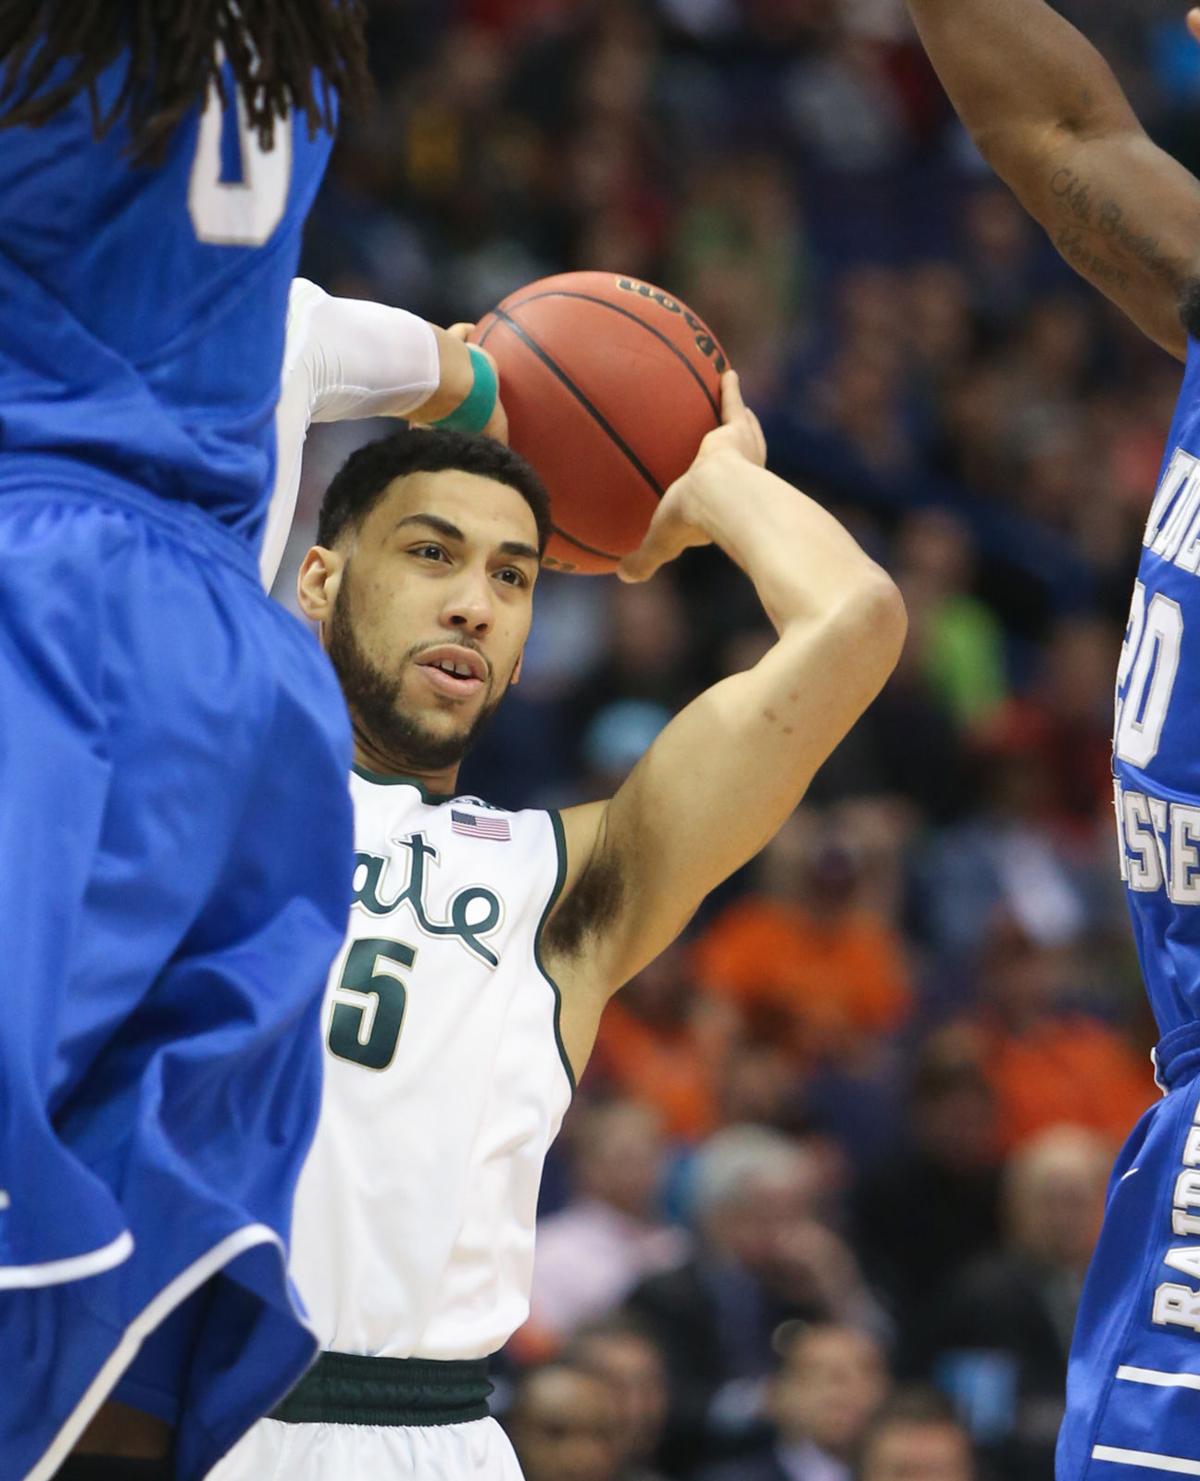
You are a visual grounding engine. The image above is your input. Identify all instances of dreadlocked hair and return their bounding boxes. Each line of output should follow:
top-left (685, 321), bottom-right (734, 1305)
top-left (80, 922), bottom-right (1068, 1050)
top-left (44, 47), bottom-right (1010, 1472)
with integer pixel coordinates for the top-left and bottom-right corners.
top-left (0, 0), bottom-right (371, 163)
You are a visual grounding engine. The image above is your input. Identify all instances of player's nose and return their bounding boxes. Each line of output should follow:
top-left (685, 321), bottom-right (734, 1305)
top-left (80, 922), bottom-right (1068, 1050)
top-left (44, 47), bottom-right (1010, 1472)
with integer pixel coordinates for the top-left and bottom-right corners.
top-left (440, 569), bottom-right (494, 635)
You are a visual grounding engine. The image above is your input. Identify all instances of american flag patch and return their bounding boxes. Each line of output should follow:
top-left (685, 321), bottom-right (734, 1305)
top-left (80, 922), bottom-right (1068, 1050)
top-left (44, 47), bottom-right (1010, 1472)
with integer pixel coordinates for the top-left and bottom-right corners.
top-left (451, 809), bottom-right (511, 842)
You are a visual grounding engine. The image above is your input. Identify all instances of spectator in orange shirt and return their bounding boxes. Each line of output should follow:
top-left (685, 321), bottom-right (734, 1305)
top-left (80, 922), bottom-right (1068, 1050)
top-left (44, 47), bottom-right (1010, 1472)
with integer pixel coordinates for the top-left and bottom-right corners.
top-left (976, 918), bottom-right (1153, 1151)
top-left (694, 809), bottom-right (913, 1062)
top-left (588, 939), bottom-right (735, 1142)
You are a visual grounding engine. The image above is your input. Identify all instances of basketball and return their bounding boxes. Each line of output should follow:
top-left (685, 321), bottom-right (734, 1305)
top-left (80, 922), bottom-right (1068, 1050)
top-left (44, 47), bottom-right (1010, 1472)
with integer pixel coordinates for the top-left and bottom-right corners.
top-left (470, 271), bottom-right (727, 574)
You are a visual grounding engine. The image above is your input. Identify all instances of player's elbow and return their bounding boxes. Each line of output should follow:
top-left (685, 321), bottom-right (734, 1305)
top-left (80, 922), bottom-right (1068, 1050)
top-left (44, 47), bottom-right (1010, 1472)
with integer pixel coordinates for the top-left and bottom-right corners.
top-left (838, 566), bottom-right (907, 686)
top-left (864, 567), bottom-right (907, 669)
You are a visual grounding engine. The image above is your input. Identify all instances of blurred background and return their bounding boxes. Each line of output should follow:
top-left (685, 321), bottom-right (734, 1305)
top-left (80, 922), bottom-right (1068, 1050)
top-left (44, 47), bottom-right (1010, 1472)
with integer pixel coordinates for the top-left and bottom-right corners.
top-left (280, 2), bottom-right (1200, 1477)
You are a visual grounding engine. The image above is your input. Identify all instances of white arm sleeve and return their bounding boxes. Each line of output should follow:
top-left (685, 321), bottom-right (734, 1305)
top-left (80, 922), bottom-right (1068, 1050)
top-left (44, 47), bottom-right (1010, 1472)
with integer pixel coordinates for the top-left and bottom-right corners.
top-left (260, 278), bottom-right (442, 589)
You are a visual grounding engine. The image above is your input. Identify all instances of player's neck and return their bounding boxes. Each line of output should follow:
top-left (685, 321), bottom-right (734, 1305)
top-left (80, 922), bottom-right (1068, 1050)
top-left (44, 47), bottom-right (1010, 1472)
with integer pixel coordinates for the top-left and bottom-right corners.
top-left (352, 731), bottom-right (460, 797)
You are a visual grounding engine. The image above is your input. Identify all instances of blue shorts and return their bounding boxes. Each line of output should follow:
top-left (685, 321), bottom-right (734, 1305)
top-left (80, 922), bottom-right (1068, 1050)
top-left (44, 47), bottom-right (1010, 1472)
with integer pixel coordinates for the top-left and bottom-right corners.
top-left (0, 469), bottom-right (353, 1481)
top-left (1060, 1024), bottom-right (1200, 1478)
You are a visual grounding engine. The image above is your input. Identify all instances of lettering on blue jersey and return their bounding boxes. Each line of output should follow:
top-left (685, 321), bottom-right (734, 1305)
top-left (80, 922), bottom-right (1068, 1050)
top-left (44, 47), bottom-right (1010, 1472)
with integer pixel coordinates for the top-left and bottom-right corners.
top-left (351, 832), bottom-right (504, 967)
top-left (1115, 784), bottom-right (1200, 904)
top-left (1114, 580), bottom-right (1184, 770)
top-left (1153, 1095), bottom-right (1200, 1333)
top-left (1143, 449), bottom-right (1200, 575)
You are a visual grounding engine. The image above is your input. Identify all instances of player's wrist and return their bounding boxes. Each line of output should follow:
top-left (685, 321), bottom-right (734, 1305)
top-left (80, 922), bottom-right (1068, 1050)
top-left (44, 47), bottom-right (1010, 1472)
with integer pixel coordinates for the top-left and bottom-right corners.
top-left (681, 447), bottom-right (750, 526)
top-left (432, 345), bottom-right (499, 435)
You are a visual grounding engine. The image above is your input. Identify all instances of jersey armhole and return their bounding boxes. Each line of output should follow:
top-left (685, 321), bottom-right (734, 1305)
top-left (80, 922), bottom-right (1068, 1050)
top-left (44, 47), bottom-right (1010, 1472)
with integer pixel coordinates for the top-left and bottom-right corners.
top-left (534, 810), bottom-right (575, 1097)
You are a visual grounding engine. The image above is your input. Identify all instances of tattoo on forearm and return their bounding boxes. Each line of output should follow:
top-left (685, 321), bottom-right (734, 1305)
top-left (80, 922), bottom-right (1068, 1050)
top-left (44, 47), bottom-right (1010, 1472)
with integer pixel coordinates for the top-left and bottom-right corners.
top-left (1056, 225), bottom-right (1130, 289)
top-left (1049, 166), bottom-right (1185, 295)
top-left (1098, 199), bottom-right (1185, 288)
top-left (1051, 167), bottom-right (1093, 223)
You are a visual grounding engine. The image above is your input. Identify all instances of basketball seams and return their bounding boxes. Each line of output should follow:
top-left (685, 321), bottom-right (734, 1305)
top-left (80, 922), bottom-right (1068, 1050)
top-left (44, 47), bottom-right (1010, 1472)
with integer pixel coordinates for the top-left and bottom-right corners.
top-left (491, 308), bottom-right (666, 500)
top-left (548, 523), bottom-right (621, 562)
top-left (478, 315), bottom-right (622, 565)
top-left (496, 290), bottom-right (721, 419)
top-left (473, 277), bottom-right (722, 573)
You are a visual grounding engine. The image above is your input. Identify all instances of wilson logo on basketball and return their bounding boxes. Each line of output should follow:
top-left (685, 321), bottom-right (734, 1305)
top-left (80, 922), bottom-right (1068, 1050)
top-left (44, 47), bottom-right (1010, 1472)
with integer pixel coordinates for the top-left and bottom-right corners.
top-left (615, 278), bottom-right (728, 375)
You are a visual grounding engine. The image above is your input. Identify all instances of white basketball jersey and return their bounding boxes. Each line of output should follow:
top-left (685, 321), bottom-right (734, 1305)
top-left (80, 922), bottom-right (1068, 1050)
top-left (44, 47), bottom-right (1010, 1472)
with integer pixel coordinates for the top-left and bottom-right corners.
top-left (290, 767), bottom-right (573, 1361)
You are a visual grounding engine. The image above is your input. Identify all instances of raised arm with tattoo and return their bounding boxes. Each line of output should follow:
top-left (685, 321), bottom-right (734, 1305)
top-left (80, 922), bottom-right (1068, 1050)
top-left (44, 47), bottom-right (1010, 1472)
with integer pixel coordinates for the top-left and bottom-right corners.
top-left (905, 0), bottom-right (1200, 358)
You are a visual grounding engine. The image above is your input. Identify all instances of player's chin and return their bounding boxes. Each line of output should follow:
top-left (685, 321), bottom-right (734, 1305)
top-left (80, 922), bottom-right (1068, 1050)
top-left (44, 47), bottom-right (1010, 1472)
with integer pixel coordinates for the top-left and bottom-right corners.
top-left (406, 688), bottom-right (491, 749)
top-left (421, 705), bottom-right (482, 743)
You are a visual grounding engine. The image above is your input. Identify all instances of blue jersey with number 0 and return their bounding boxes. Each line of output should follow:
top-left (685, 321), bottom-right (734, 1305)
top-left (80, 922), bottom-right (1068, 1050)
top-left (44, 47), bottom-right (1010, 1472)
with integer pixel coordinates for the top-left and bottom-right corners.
top-left (0, 52), bottom-right (348, 1481)
top-left (1115, 336), bottom-right (1200, 1038)
top-left (0, 53), bottom-right (333, 545)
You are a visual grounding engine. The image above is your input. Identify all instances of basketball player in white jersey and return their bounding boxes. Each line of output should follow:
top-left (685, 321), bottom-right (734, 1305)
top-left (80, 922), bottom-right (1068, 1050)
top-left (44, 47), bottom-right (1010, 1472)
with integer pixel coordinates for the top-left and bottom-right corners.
top-left (210, 280), bottom-right (907, 1479)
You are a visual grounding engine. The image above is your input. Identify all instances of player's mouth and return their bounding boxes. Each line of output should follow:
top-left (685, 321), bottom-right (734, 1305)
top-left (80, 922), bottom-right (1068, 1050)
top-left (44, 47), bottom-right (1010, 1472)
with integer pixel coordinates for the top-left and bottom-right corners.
top-left (414, 645), bottom-right (487, 700)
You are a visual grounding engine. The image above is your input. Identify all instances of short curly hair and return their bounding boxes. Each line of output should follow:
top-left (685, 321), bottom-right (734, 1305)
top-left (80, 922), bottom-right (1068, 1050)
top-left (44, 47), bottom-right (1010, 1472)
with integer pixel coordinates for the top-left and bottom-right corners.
top-left (317, 427), bottom-right (552, 558)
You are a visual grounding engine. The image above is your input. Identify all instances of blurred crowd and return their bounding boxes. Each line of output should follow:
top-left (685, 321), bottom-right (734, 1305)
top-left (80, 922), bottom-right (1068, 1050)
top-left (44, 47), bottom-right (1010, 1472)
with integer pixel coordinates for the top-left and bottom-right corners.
top-left (282, 1), bottom-right (1200, 1476)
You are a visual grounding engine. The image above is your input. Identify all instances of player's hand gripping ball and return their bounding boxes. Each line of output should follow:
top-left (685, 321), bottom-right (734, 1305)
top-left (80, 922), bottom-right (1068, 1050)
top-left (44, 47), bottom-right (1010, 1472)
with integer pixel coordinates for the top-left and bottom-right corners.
top-left (469, 271), bottom-right (728, 574)
top-left (618, 370), bottom-right (767, 585)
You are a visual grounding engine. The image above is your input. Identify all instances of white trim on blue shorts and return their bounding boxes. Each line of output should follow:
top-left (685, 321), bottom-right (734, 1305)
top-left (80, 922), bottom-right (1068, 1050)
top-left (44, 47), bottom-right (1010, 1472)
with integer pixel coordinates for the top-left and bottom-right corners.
top-left (1093, 1446), bottom-right (1200, 1474)
top-left (24, 1222), bottom-right (313, 1481)
top-left (0, 1228), bottom-right (134, 1289)
top-left (1116, 1365), bottom-right (1200, 1391)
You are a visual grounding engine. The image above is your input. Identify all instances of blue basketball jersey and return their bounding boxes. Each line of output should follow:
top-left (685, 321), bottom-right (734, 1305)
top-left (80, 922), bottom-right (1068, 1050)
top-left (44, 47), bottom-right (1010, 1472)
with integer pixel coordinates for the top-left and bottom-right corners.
top-left (1115, 336), bottom-right (1200, 1040)
top-left (0, 49), bottom-right (349, 1480)
top-left (1062, 334), bottom-right (1200, 1479)
top-left (0, 51), bottom-right (333, 547)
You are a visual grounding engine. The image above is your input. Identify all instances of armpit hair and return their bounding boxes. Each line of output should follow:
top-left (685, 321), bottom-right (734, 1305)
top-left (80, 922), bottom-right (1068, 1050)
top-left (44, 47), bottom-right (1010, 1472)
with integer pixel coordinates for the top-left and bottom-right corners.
top-left (543, 843), bottom-right (626, 962)
top-left (1181, 278), bottom-right (1200, 342)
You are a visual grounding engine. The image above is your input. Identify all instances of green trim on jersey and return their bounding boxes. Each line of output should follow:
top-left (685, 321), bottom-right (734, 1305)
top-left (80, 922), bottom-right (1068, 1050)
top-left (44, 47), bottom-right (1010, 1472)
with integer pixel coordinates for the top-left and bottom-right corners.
top-left (536, 809), bottom-right (576, 1095)
top-left (351, 764), bottom-right (454, 803)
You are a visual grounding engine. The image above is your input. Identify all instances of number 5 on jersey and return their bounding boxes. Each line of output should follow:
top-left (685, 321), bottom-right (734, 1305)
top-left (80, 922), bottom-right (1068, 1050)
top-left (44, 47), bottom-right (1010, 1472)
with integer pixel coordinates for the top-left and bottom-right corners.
top-left (328, 938), bottom-right (414, 1071)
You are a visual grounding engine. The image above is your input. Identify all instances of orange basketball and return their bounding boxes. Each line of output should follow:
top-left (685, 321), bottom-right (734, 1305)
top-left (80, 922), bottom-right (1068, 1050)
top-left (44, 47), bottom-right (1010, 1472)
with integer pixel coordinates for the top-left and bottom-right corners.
top-left (470, 271), bottom-right (726, 574)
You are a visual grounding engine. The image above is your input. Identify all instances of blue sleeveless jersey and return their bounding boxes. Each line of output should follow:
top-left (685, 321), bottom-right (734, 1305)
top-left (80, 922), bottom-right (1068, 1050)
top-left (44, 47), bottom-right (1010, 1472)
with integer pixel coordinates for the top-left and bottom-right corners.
top-left (1114, 336), bottom-right (1200, 1040)
top-left (1061, 340), bottom-right (1200, 1479)
top-left (0, 53), bottom-right (333, 546)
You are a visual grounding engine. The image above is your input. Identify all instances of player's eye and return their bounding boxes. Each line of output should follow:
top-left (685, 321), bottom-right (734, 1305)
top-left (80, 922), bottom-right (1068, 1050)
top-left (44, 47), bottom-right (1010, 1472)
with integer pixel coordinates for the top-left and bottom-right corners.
top-left (409, 543), bottom-right (447, 563)
top-left (495, 566), bottom-right (528, 588)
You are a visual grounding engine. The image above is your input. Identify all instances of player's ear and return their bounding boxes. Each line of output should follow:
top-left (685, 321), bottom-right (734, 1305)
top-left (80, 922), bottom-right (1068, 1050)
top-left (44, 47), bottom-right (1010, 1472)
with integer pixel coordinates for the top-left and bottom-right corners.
top-left (297, 546), bottom-right (344, 624)
top-left (511, 649), bottom-right (525, 687)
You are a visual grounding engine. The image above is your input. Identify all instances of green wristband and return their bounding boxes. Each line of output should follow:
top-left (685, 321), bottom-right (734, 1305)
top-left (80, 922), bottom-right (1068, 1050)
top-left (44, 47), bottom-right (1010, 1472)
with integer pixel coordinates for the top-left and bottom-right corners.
top-left (432, 345), bottom-right (499, 435)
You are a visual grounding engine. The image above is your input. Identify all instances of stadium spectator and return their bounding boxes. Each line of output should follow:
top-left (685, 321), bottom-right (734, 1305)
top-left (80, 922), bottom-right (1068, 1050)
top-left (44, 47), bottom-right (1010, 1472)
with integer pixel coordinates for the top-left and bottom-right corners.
top-left (588, 941), bottom-right (732, 1141)
top-left (528, 1101), bottom-right (690, 1348)
top-left (858, 1388), bottom-right (977, 1481)
top-left (913, 1125), bottom-right (1112, 1480)
top-left (567, 1316), bottom-right (674, 1481)
top-left (911, 731), bottom-right (1094, 961)
top-left (975, 921), bottom-right (1153, 1149)
top-left (853, 1025), bottom-right (1003, 1337)
top-left (892, 508), bottom-right (1008, 730)
top-left (694, 811), bottom-right (913, 1061)
top-left (626, 1127), bottom-right (883, 1474)
top-left (507, 1362), bottom-right (624, 1481)
top-left (696, 1322), bottom-right (891, 1481)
